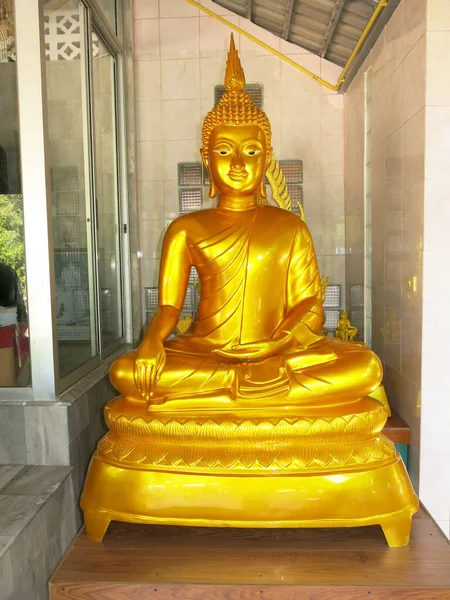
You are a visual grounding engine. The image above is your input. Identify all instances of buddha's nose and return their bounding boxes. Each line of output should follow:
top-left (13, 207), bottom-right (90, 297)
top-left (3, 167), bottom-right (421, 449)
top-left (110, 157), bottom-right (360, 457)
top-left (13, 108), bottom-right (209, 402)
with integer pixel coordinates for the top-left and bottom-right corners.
top-left (230, 151), bottom-right (246, 171)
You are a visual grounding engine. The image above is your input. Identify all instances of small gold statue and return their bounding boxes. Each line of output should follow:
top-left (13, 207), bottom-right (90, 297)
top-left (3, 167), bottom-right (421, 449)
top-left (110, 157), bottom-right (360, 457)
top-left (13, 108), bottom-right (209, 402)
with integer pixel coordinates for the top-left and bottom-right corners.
top-left (175, 314), bottom-right (194, 335)
top-left (335, 310), bottom-right (358, 342)
top-left (81, 35), bottom-right (417, 546)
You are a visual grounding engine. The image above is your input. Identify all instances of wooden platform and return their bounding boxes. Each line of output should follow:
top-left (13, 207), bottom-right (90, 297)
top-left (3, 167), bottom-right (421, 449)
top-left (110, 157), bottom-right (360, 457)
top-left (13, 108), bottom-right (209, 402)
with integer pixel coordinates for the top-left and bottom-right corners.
top-left (51, 508), bottom-right (450, 599)
top-left (384, 410), bottom-right (411, 444)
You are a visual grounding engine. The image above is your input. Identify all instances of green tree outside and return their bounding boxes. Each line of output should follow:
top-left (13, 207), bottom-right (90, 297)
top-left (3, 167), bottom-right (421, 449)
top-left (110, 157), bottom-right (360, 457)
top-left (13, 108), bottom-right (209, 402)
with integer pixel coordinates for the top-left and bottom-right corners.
top-left (0, 194), bottom-right (26, 301)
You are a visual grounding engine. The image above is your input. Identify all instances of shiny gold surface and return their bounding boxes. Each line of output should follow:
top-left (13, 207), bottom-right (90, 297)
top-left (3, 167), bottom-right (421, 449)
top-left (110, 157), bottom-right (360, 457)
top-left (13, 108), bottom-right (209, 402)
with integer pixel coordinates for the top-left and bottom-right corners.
top-left (81, 35), bottom-right (417, 546)
top-left (336, 310), bottom-right (358, 342)
top-left (98, 396), bottom-right (394, 473)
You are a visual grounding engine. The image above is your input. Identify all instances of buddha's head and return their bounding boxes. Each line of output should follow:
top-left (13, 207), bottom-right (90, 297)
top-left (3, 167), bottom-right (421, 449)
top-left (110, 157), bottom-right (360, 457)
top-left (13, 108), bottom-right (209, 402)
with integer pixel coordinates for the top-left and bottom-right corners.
top-left (201, 34), bottom-right (272, 199)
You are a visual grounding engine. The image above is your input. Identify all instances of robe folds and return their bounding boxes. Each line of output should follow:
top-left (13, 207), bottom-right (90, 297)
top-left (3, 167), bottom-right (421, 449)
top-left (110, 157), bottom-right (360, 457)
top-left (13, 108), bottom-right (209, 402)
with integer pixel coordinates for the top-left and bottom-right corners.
top-left (111, 206), bottom-right (382, 409)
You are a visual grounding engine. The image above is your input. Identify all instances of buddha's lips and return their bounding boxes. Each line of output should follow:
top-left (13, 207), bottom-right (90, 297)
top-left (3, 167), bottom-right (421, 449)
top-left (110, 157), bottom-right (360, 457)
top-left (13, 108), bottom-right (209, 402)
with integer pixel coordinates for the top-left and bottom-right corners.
top-left (228, 170), bottom-right (248, 182)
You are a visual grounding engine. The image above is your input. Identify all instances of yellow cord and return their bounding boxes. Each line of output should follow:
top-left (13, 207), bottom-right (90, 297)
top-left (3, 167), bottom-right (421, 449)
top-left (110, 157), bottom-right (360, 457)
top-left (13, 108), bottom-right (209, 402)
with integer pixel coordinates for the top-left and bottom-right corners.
top-left (184, 0), bottom-right (338, 91)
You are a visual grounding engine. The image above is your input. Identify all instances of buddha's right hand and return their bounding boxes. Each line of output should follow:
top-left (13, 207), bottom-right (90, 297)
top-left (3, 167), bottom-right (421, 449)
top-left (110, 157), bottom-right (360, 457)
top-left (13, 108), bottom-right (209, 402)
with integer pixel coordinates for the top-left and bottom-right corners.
top-left (133, 339), bottom-right (166, 400)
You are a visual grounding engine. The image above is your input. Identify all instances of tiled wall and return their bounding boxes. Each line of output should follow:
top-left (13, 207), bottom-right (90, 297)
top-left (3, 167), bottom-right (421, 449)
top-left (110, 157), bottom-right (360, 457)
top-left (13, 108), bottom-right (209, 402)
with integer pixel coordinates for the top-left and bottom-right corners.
top-left (344, 59), bottom-right (366, 339)
top-left (345, 0), bottom-right (450, 539)
top-left (133, 0), bottom-right (346, 320)
top-left (345, 0), bottom-right (426, 494)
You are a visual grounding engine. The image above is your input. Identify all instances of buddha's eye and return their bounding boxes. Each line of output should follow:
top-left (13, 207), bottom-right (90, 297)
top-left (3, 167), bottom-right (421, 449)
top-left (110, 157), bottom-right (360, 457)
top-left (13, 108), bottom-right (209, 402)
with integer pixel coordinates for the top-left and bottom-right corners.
top-left (244, 146), bottom-right (261, 156)
top-left (214, 145), bottom-right (232, 156)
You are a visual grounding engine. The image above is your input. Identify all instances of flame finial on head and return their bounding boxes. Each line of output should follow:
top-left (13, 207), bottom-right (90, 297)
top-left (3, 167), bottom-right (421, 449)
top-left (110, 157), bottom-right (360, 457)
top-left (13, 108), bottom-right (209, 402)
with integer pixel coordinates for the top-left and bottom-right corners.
top-left (224, 33), bottom-right (245, 92)
top-left (201, 34), bottom-right (272, 154)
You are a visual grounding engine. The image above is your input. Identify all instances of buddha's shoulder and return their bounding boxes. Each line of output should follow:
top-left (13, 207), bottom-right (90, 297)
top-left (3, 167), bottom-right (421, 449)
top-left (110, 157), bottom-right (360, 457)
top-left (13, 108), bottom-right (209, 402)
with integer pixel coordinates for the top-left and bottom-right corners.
top-left (165, 209), bottom-right (217, 236)
top-left (256, 205), bottom-right (304, 229)
top-left (167, 206), bottom-right (304, 235)
top-left (167, 209), bottom-right (215, 227)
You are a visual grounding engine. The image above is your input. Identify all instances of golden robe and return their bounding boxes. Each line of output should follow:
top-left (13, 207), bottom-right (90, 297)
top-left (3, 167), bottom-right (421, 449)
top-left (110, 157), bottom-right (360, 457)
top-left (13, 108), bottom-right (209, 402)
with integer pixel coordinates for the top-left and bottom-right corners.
top-left (112, 206), bottom-right (382, 411)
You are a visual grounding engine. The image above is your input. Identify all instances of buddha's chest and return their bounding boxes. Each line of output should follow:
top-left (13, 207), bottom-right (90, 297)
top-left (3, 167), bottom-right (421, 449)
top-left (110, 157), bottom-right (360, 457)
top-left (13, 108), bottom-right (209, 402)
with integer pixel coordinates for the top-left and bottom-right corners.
top-left (189, 210), bottom-right (295, 310)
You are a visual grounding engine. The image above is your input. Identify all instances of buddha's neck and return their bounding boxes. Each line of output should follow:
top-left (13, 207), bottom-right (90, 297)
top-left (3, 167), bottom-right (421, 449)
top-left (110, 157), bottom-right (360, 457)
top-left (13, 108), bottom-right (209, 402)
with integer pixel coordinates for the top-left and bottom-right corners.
top-left (217, 194), bottom-right (258, 212)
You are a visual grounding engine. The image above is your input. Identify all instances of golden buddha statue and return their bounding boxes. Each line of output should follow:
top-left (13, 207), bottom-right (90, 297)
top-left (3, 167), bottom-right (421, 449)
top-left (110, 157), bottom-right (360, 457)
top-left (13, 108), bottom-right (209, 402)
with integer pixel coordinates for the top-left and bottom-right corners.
top-left (335, 310), bottom-right (358, 342)
top-left (81, 35), bottom-right (417, 546)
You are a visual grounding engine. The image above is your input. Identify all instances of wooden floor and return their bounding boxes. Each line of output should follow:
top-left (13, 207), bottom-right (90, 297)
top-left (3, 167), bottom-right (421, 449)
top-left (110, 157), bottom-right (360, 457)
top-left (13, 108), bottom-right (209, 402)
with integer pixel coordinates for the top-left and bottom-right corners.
top-left (50, 507), bottom-right (450, 599)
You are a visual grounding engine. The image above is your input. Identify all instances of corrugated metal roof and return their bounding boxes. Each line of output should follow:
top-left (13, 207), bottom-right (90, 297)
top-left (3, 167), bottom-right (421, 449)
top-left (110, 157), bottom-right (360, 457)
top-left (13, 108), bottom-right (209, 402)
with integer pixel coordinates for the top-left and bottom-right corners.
top-left (211, 0), bottom-right (384, 68)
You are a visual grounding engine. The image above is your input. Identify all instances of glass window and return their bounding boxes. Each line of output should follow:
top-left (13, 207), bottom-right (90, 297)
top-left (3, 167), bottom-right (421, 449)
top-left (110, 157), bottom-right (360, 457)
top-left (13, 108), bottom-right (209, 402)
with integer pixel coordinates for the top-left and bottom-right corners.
top-left (96, 0), bottom-right (117, 34)
top-left (92, 34), bottom-right (123, 347)
top-left (0, 0), bottom-right (30, 387)
top-left (45, 0), bottom-right (99, 378)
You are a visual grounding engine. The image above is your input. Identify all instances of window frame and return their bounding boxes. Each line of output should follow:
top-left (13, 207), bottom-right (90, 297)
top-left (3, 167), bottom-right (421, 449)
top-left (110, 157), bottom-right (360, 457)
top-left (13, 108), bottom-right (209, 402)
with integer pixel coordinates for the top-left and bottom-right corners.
top-left (0, 0), bottom-right (132, 401)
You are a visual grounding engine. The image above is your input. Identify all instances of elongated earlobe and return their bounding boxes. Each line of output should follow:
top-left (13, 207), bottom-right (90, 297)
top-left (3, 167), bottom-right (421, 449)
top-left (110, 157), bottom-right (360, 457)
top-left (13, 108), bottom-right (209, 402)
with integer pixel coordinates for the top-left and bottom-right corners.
top-left (209, 177), bottom-right (217, 199)
top-left (259, 178), bottom-right (267, 199)
top-left (201, 148), bottom-right (216, 198)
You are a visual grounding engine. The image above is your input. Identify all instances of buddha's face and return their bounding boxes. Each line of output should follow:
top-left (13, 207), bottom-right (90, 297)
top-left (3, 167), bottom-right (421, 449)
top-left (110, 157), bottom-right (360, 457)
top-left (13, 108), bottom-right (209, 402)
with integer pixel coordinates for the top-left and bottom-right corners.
top-left (202, 125), bottom-right (270, 197)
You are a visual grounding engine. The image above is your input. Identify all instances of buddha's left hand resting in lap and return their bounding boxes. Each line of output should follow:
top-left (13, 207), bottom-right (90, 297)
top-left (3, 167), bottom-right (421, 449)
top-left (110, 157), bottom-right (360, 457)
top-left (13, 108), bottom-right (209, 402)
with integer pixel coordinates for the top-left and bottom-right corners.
top-left (111, 36), bottom-right (382, 413)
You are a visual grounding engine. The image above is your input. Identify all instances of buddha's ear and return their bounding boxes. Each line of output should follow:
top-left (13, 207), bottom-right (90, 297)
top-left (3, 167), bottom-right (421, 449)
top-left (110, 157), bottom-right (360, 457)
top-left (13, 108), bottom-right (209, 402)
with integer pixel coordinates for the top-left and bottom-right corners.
top-left (201, 147), bottom-right (217, 199)
top-left (200, 147), bottom-right (208, 171)
top-left (259, 179), bottom-right (267, 199)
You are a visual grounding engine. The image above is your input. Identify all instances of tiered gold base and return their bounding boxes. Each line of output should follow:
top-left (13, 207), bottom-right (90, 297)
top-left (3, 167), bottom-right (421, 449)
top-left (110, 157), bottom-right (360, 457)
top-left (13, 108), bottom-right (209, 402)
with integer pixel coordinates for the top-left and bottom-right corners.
top-left (81, 395), bottom-right (418, 547)
top-left (82, 455), bottom-right (418, 546)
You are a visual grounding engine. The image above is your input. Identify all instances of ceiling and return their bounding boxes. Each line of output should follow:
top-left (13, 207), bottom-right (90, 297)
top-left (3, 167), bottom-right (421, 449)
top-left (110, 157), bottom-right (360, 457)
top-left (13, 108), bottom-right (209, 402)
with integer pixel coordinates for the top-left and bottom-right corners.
top-left (211, 0), bottom-right (393, 74)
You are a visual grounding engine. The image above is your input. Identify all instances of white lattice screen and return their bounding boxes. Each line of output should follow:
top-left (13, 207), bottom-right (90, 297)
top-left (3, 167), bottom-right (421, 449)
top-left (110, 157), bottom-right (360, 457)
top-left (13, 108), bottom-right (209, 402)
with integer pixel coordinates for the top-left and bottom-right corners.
top-left (44, 8), bottom-right (99, 61)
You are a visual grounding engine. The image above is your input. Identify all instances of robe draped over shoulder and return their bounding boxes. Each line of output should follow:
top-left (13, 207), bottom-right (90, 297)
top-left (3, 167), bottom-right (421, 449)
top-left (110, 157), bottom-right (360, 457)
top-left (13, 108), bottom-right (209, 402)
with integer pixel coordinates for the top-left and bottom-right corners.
top-left (110, 205), bottom-right (382, 408)
top-left (160, 205), bottom-right (324, 354)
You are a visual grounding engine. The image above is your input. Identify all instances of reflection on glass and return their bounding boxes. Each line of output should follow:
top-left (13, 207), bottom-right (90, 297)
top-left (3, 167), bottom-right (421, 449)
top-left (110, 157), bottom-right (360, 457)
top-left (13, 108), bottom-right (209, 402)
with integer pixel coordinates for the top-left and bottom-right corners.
top-left (96, 0), bottom-right (117, 34)
top-left (45, 0), bottom-right (99, 378)
top-left (0, 0), bottom-right (31, 387)
top-left (92, 35), bottom-right (123, 346)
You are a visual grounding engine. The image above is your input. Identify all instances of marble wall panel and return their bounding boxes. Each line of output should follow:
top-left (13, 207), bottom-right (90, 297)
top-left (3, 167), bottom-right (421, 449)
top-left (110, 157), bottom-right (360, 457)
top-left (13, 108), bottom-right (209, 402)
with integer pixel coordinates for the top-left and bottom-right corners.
top-left (0, 495), bottom-right (46, 538)
top-left (134, 18), bottom-right (160, 61)
top-left (137, 101), bottom-right (163, 142)
top-left (1, 465), bottom-right (71, 498)
top-left (160, 0), bottom-right (199, 18)
top-left (0, 467), bottom-right (23, 491)
top-left (0, 407), bottom-right (26, 465)
top-left (0, 545), bottom-right (13, 599)
top-left (24, 406), bottom-right (70, 465)
top-left (134, 0), bottom-right (158, 19)
top-left (160, 17), bottom-right (199, 60)
top-left (404, 0), bottom-right (426, 54)
top-left (403, 35), bottom-right (426, 123)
